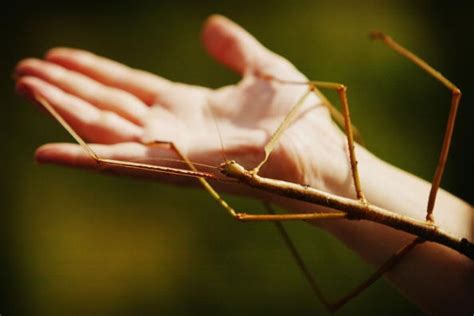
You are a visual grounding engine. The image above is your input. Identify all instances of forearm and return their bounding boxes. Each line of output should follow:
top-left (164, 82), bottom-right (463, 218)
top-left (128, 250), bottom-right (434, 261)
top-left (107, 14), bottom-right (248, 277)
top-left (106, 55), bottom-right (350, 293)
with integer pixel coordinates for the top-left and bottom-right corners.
top-left (315, 146), bottom-right (474, 314)
top-left (271, 141), bottom-right (474, 313)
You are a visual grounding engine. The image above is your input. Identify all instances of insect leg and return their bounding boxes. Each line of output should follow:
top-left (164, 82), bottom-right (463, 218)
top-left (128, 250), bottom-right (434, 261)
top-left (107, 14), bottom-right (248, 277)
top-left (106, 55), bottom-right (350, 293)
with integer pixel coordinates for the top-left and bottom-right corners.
top-left (264, 202), bottom-right (334, 313)
top-left (260, 74), bottom-right (365, 145)
top-left (252, 88), bottom-right (313, 175)
top-left (370, 31), bottom-right (461, 222)
top-left (330, 237), bottom-right (423, 311)
top-left (34, 94), bottom-right (219, 180)
top-left (312, 87), bottom-right (365, 146)
top-left (308, 81), bottom-right (366, 202)
top-left (166, 141), bottom-right (350, 222)
top-left (251, 76), bottom-right (367, 203)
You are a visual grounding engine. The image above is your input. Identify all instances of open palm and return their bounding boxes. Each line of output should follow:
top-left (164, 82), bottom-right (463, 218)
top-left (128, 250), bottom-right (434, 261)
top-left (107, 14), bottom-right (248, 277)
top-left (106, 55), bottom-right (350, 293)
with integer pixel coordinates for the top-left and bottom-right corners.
top-left (16, 15), bottom-right (348, 193)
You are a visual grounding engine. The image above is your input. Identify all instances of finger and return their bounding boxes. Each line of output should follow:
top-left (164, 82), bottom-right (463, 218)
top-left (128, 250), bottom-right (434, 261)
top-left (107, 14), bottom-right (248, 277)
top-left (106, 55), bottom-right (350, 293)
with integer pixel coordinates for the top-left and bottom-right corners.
top-left (36, 142), bottom-right (160, 167)
top-left (201, 15), bottom-right (302, 78)
top-left (45, 47), bottom-right (174, 105)
top-left (16, 58), bottom-right (148, 125)
top-left (35, 142), bottom-right (197, 184)
top-left (16, 76), bottom-right (143, 144)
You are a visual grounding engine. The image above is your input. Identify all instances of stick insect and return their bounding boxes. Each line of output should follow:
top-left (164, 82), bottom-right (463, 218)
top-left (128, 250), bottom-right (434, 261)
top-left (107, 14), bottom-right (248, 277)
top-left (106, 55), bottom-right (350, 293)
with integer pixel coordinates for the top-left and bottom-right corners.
top-left (24, 30), bottom-right (472, 314)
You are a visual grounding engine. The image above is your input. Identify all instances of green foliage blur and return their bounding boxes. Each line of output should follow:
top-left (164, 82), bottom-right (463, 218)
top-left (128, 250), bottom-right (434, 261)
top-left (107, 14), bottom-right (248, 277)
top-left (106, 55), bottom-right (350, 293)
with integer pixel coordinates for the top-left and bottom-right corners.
top-left (1, 1), bottom-right (472, 315)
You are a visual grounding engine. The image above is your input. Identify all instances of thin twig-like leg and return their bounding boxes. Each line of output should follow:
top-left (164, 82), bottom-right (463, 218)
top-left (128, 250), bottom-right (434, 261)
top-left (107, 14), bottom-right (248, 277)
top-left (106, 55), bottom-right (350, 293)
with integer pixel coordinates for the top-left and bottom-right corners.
top-left (311, 81), bottom-right (365, 202)
top-left (270, 206), bottom-right (423, 312)
top-left (253, 77), bottom-right (366, 202)
top-left (252, 88), bottom-right (313, 175)
top-left (263, 75), bottom-right (364, 145)
top-left (263, 205), bottom-right (423, 313)
top-left (145, 144), bottom-right (349, 222)
top-left (34, 95), bottom-right (220, 181)
top-left (264, 202), bottom-right (333, 313)
top-left (330, 237), bottom-right (423, 311)
top-left (312, 87), bottom-right (365, 146)
top-left (370, 31), bottom-right (462, 222)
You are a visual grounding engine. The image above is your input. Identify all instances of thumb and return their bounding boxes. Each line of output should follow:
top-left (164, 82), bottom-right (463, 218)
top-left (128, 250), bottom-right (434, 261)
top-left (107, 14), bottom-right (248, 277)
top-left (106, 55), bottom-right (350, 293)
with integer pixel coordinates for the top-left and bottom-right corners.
top-left (201, 15), bottom-right (301, 78)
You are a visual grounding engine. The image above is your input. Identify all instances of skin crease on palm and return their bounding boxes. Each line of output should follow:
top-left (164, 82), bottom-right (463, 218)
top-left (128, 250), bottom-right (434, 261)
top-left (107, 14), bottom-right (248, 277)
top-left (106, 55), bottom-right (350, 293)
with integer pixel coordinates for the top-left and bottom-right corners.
top-left (14, 14), bottom-right (473, 314)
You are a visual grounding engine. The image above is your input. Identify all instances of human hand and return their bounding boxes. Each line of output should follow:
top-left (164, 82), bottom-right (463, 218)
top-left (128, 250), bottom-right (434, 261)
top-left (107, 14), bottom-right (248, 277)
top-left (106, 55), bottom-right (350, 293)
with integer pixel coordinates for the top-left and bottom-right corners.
top-left (15, 15), bottom-right (349, 195)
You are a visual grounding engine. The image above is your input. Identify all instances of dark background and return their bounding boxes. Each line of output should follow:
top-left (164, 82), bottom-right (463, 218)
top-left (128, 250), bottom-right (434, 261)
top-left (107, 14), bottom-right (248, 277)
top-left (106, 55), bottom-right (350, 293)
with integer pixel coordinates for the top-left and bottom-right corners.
top-left (1, 1), bottom-right (472, 315)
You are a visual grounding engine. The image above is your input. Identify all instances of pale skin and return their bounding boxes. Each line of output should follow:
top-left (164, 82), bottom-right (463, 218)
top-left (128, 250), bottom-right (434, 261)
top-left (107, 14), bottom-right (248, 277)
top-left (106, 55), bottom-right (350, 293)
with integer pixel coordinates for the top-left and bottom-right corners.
top-left (15, 15), bottom-right (473, 314)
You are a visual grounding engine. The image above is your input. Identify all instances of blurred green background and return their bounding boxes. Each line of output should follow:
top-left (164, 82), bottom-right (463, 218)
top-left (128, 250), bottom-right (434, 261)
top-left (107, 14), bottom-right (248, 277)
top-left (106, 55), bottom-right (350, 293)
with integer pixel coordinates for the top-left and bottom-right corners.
top-left (1, 0), bottom-right (472, 315)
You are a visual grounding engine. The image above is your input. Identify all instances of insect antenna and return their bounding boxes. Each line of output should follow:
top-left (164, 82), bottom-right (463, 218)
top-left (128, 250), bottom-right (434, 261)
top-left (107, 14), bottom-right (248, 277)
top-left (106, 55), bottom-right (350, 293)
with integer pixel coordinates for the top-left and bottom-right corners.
top-left (206, 103), bottom-right (228, 163)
